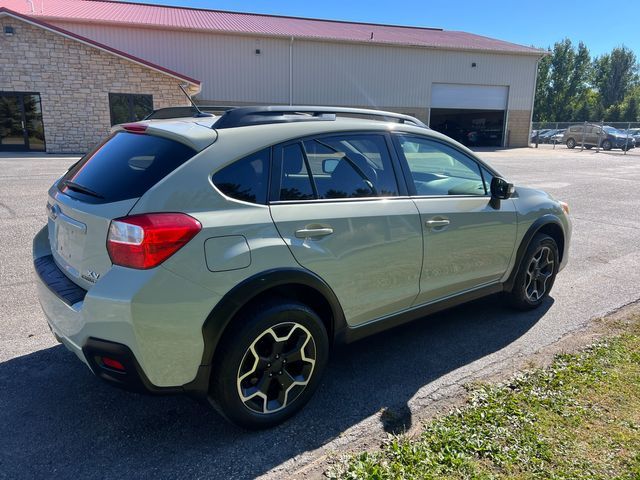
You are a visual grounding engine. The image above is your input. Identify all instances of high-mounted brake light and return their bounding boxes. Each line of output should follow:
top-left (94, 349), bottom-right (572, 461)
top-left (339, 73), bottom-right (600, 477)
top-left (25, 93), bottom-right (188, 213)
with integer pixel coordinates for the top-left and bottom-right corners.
top-left (121, 123), bottom-right (148, 134)
top-left (107, 213), bottom-right (202, 269)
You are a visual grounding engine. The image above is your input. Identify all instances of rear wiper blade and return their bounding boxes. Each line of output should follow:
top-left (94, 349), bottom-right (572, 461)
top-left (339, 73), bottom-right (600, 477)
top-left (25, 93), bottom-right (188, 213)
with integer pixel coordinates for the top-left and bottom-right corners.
top-left (62, 180), bottom-right (104, 199)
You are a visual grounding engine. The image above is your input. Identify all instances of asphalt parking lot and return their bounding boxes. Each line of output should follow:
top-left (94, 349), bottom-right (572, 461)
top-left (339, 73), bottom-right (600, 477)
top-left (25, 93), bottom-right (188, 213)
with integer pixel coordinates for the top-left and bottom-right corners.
top-left (1, 145), bottom-right (640, 479)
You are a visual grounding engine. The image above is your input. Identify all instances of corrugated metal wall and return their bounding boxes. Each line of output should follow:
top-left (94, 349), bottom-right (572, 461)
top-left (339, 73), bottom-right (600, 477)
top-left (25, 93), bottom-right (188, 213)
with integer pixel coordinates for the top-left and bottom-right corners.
top-left (50, 21), bottom-right (538, 112)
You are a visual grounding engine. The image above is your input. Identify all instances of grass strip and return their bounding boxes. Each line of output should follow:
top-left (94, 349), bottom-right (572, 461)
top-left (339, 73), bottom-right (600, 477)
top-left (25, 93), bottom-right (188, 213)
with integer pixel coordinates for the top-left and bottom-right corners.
top-left (329, 314), bottom-right (640, 479)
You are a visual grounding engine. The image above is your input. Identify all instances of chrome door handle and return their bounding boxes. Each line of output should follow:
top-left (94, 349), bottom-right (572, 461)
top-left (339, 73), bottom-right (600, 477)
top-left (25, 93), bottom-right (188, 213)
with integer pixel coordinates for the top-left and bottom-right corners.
top-left (295, 227), bottom-right (334, 239)
top-left (425, 219), bottom-right (450, 229)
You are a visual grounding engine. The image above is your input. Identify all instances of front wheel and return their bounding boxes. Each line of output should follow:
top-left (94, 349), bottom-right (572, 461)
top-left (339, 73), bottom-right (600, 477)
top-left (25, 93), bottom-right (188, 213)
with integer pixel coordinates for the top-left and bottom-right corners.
top-left (210, 299), bottom-right (329, 429)
top-left (507, 234), bottom-right (559, 310)
top-left (602, 139), bottom-right (612, 151)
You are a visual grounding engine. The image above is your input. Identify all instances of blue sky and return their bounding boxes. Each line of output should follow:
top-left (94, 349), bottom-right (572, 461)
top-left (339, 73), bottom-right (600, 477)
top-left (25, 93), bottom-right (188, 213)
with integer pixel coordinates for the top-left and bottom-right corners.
top-left (134, 0), bottom-right (637, 57)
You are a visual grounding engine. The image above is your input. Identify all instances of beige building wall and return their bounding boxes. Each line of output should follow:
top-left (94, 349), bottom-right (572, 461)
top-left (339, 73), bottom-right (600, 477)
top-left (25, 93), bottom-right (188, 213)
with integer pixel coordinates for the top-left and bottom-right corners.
top-left (506, 110), bottom-right (532, 147)
top-left (48, 21), bottom-right (540, 147)
top-left (0, 16), bottom-right (196, 153)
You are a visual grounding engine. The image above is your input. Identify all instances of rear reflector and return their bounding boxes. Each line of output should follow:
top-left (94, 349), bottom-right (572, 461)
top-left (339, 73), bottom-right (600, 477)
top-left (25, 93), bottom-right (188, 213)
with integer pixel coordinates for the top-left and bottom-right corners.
top-left (107, 213), bottom-right (201, 269)
top-left (101, 357), bottom-right (125, 371)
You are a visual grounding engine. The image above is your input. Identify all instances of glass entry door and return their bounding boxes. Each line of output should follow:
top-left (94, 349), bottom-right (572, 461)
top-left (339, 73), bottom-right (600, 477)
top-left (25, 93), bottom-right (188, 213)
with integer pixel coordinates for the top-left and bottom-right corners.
top-left (0, 92), bottom-right (45, 151)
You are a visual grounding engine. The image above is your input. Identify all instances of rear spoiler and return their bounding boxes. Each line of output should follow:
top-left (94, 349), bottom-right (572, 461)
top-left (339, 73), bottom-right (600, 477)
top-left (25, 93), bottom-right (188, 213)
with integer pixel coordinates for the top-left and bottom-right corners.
top-left (111, 121), bottom-right (218, 152)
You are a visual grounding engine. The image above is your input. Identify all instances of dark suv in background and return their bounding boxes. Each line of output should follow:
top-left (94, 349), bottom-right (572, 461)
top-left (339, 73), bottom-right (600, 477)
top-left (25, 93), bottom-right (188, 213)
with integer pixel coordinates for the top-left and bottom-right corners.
top-left (562, 124), bottom-right (635, 150)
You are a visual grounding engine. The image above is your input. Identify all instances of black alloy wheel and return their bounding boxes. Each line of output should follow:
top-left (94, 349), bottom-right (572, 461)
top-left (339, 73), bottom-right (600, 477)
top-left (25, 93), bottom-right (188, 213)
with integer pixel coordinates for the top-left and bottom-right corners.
top-left (507, 233), bottom-right (559, 310)
top-left (210, 299), bottom-right (328, 429)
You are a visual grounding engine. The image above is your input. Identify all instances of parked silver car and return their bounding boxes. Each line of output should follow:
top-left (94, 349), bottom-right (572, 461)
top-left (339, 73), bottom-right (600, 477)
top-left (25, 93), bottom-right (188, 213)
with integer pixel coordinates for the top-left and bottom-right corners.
top-left (34, 106), bottom-right (571, 428)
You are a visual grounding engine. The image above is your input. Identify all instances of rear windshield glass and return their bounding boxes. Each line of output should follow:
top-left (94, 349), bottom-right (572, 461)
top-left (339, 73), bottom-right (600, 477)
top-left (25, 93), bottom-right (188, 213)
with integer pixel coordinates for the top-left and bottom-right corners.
top-left (59, 132), bottom-right (196, 203)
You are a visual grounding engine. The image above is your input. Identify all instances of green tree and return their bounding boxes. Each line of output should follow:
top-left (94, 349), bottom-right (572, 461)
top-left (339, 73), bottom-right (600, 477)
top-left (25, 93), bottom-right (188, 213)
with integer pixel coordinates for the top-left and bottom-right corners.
top-left (533, 51), bottom-right (552, 122)
top-left (573, 89), bottom-right (602, 121)
top-left (606, 104), bottom-right (622, 122)
top-left (594, 46), bottom-right (638, 108)
top-left (533, 39), bottom-right (592, 122)
top-left (621, 88), bottom-right (640, 122)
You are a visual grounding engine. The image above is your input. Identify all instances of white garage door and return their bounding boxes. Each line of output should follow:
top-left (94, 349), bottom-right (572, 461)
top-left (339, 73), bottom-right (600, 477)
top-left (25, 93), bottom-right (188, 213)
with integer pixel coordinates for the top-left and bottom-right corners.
top-left (431, 84), bottom-right (509, 110)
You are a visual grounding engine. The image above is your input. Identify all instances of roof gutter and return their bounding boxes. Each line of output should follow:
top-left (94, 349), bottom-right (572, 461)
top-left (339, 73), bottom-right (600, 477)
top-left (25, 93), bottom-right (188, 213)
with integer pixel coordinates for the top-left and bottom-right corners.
top-left (528, 56), bottom-right (542, 143)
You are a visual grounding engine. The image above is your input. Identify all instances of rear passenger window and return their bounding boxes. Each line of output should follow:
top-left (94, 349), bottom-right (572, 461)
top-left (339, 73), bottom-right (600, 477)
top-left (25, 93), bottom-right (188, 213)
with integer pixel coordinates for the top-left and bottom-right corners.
top-left (302, 134), bottom-right (398, 199)
top-left (213, 149), bottom-right (270, 204)
top-left (278, 144), bottom-right (315, 201)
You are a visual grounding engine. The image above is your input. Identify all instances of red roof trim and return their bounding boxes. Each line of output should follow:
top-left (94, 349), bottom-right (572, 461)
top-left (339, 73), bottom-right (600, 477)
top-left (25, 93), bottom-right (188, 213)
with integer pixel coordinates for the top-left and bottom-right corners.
top-left (0, 0), bottom-right (544, 56)
top-left (0, 7), bottom-right (201, 86)
top-left (84, 0), bottom-right (446, 32)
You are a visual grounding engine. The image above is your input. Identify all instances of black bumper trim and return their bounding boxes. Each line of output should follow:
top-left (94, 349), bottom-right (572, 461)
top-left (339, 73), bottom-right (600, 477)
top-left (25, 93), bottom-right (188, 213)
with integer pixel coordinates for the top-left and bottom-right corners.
top-left (82, 338), bottom-right (183, 395)
top-left (34, 255), bottom-right (87, 306)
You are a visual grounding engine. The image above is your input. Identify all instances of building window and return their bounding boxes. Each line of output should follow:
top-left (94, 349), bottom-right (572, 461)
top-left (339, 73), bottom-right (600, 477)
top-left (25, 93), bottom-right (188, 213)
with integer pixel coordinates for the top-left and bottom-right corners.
top-left (108, 93), bottom-right (153, 126)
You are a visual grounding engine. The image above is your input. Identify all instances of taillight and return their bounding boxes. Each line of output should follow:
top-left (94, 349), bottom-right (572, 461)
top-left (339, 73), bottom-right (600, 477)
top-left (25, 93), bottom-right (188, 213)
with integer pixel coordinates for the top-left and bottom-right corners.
top-left (107, 213), bottom-right (201, 269)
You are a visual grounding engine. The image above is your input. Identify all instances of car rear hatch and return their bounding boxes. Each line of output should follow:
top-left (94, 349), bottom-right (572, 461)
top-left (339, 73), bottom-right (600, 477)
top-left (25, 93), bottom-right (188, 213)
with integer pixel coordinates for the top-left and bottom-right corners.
top-left (46, 121), bottom-right (216, 291)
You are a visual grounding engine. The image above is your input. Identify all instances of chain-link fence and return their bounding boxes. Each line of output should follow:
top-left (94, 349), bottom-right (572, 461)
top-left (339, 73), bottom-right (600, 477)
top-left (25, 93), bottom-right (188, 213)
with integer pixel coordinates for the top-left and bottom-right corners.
top-left (530, 121), bottom-right (640, 155)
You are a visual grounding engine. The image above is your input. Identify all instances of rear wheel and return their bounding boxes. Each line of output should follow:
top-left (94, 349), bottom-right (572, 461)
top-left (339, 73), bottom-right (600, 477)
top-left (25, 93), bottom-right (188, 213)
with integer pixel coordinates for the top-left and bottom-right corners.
top-left (566, 138), bottom-right (576, 149)
top-left (507, 234), bottom-right (559, 310)
top-left (210, 299), bottom-right (329, 429)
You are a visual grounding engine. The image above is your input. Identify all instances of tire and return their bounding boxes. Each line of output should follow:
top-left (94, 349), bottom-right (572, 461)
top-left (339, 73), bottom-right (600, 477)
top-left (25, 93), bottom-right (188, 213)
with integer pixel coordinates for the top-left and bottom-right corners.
top-left (566, 138), bottom-right (576, 149)
top-left (602, 140), bottom-right (612, 151)
top-left (507, 233), bottom-right (559, 310)
top-left (209, 298), bottom-right (329, 429)
top-left (585, 145), bottom-right (593, 149)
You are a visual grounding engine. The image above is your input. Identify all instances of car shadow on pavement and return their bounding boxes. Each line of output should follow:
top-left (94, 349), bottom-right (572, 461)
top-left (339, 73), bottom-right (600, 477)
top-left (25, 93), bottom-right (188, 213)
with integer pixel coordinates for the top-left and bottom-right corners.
top-left (0, 294), bottom-right (550, 479)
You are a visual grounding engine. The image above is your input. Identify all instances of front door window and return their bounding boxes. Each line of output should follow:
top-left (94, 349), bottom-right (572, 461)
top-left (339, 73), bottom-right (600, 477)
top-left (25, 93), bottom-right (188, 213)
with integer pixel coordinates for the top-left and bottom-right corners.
top-left (0, 92), bottom-right (45, 151)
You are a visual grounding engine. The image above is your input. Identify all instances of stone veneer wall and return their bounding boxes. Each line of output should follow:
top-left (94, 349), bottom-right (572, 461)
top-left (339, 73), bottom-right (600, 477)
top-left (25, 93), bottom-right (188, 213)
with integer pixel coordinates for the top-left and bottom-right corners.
top-left (506, 110), bottom-right (532, 147)
top-left (0, 16), bottom-right (197, 153)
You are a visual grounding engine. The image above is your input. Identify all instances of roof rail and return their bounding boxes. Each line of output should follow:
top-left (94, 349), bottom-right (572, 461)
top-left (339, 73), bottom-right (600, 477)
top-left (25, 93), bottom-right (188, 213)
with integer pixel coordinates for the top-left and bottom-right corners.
top-left (212, 106), bottom-right (428, 129)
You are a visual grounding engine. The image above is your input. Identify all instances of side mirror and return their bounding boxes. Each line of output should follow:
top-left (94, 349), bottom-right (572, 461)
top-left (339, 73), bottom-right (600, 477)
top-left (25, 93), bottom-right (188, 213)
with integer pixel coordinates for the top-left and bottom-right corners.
top-left (490, 176), bottom-right (514, 200)
top-left (322, 158), bottom-right (339, 174)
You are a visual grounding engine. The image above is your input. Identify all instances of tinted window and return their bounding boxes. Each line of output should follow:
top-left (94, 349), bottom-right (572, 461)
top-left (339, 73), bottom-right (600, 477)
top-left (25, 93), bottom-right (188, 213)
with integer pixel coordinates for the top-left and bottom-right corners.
top-left (109, 93), bottom-right (153, 126)
top-left (60, 132), bottom-right (196, 204)
top-left (213, 149), bottom-right (270, 204)
top-left (397, 136), bottom-right (487, 196)
top-left (301, 134), bottom-right (398, 199)
top-left (278, 144), bottom-right (315, 200)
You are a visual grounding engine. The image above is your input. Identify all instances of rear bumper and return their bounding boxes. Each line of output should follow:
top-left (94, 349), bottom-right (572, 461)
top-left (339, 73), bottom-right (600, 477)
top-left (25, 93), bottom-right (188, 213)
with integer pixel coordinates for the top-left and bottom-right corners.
top-left (32, 224), bottom-right (217, 395)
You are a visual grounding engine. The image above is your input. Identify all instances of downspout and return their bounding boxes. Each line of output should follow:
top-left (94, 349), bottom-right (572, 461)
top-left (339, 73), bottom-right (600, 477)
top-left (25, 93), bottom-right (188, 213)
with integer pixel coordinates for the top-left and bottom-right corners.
top-left (289, 37), bottom-right (294, 106)
top-left (527, 56), bottom-right (542, 147)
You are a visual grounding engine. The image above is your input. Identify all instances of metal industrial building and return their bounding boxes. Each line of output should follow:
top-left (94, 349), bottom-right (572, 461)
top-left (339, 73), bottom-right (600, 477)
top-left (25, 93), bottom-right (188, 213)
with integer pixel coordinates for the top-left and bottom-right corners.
top-left (1, 0), bottom-right (543, 153)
